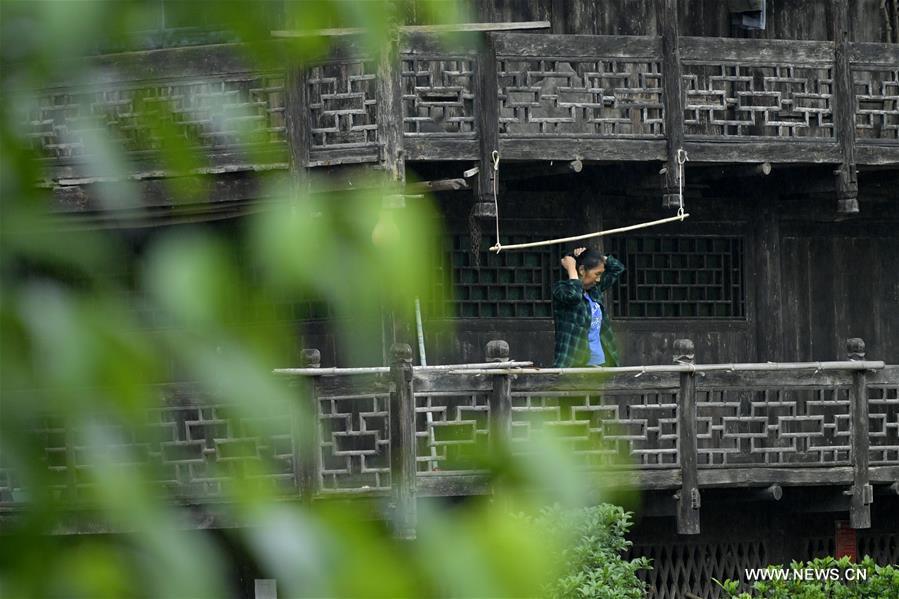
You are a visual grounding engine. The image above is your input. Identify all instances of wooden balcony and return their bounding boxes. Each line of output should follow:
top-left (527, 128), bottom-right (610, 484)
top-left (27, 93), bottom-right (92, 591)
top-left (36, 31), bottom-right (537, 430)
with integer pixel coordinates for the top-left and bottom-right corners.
top-left (3, 338), bottom-right (896, 536)
top-left (30, 32), bottom-right (899, 191)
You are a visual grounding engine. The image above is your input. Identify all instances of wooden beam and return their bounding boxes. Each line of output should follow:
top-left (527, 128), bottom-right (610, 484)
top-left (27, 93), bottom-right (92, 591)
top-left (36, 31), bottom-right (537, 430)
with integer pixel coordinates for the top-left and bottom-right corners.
top-left (655, 0), bottom-right (685, 209)
top-left (832, 0), bottom-right (859, 214)
top-left (694, 162), bottom-right (772, 181)
top-left (502, 160), bottom-right (584, 181)
top-left (475, 33), bottom-right (499, 204)
top-left (271, 21), bottom-right (551, 38)
top-left (376, 27), bottom-right (405, 184)
top-left (406, 178), bottom-right (470, 193)
top-left (285, 63), bottom-right (311, 194)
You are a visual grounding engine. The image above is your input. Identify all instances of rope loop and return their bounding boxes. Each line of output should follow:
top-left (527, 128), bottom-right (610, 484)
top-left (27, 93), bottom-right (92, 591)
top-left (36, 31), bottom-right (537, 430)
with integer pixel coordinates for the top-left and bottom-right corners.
top-left (491, 150), bottom-right (501, 253)
top-left (675, 148), bottom-right (689, 218)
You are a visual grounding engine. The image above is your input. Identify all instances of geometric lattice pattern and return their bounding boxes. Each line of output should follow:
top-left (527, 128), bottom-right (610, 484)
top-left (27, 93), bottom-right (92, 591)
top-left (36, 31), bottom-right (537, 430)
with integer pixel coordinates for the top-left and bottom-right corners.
top-left (433, 234), bottom-right (747, 320)
top-left (853, 67), bottom-right (899, 140)
top-left (696, 387), bottom-right (852, 466)
top-left (318, 393), bottom-right (391, 491)
top-left (28, 75), bottom-right (287, 160)
top-left (307, 60), bottom-right (378, 150)
top-left (0, 388), bottom-right (295, 502)
top-left (607, 236), bottom-right (745, 319)
top-left (868, 381), bottom-right (899, 465)
top-left (498, 59), bottom-right (664, 136)
top-left (683, 64), bottom-right (833, 138)
top-left (509, 390), bottom-right (680, 468)
top-left (414, 392), bottom-right (490, 472)
top-left (402, 57), bottom-right (476, 136)
top-left (630, 540), bottom-right (768, 599)
top-left (430, 232), bottom-right (565, 318)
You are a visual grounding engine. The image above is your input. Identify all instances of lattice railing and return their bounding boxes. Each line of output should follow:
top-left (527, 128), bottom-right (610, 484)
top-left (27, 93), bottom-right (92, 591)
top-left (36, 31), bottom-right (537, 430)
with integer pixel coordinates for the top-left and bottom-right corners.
top-left (29, 69), bottom-right (287, 173)
top-left (867, 366), bottom-right (899, 466)
top-left (28, 35), bottom-right (899, 174)
top-left (494, 34), bottom-right (664, 139)
top-left (1, 340), bottom-right (895, 539)
top-left (696, 387), bottom-right (852, 467)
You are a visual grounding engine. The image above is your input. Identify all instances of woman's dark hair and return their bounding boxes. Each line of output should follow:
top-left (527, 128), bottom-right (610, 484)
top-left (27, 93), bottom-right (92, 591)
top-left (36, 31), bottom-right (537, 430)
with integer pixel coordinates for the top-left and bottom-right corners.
top-left (574, 248), bottom-right (606, 270)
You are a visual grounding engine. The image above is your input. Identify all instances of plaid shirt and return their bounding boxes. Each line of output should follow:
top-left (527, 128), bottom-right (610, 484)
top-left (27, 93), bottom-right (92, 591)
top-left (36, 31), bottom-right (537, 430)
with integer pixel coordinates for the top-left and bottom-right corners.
top-left (552, 255), bottom-right (625, 368)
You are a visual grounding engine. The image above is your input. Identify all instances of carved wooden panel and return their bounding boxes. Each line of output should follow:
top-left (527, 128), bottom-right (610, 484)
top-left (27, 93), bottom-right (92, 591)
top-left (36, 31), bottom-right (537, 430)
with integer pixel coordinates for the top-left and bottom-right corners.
top-left (695, 387), bottom-right (851, 466)
top-left (317, 392), bottom-right (391, 491)
top-left (509, 390), bottom-right (679, 468)
top-left (28, 75), bottom-right (287, 161)
top-left (682, 64), bottom-right (834, 138)
top-left (497, 58), bottom-right (664, 137)
top-left (414, 391), bottom-right (489, 472)
top-left (307, 60), bottom-right (378, 150)
top-left (401, 57), bottom-right (476, 136)
top-left (853, 67), bottom-right (899, 140)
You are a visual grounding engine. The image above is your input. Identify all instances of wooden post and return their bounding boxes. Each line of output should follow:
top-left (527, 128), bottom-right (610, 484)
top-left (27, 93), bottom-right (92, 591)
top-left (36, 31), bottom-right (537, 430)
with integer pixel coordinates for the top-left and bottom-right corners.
top-left (655, 0), bottom-right (686, 209)
top-left (846, 338), bottom-right (872, 529)
top-left (294, 349), bottom-right (321, 504)
top-left (285, 65), bottom-right (311, 194)
top-left (376, 17), bottom-right (405, 184)
top-left (389, 343), bottom-right (417, 539)
top-left (376, 15), bottom-right (409, 363)
top-left (754, 191), bottom-right (785, 362)
top-left (832, 0), bottom-right (859, 215)
top-left (486, 340), bottom-right (513, 456)
top-left (474, 32), bottom-right (499, 216)
top-left (674, 338), bottom-right (700, 534)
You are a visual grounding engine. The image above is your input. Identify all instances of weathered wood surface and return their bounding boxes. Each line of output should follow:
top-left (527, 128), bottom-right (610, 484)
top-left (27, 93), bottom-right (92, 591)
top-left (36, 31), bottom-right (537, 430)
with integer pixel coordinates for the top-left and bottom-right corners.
top-left (697, 369), bottom-right (855, 388)
top-left (675, 339), bottom-right (700, 535)
top-left (682, 141), bottom-right (842, 163)
top-left (389, 344), bottom-right (417, 539)
top-left (31, 33), bottom-right (899, 186)
top-left (832, 0), bottom-right (860, 213)
top-left (679, 37), bottom-right (834, 64)
top-left (475, 33), bottom-right (499, 204)
top-left (493, 33), bottom-right (661, 58)
top-left (655, 0), bottom-right (684, 207)
top-left (856, 145), bottom-right (899, 165)
top-left (402, 138), bottom-right (478, 161)
top-left (499, 139), bottom-right (667, 160)
top-left (849, 42), bottom-right (899, 65)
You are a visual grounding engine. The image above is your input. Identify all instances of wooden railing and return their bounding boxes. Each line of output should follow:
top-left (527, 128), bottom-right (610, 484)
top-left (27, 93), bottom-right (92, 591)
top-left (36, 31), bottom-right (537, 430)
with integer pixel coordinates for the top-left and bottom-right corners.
top-left (1, 338), bottom-right (896, 537)
top-left (31, 32), bottom-right (899, 190)
top-left (275, 337), bottom-right (895, 536)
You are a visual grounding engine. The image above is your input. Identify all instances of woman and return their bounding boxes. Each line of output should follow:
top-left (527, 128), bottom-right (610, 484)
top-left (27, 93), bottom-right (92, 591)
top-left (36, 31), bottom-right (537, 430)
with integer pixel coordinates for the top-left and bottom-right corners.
top-left (552, 246), bottom-right (625, 367)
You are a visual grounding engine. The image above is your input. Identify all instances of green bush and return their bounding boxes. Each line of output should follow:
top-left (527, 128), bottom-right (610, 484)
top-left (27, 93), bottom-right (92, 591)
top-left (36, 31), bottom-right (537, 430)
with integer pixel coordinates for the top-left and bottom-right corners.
top-left (521, 504), bottom-right (652, 599)
top-left (717, 556), bottom-right (899, 599)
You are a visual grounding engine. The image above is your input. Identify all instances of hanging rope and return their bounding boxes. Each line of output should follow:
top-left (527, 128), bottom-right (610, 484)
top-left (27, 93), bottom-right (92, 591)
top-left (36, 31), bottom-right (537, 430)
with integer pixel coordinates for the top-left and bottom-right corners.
top-left (488, 149), bottom-right (690, 253)
top-left (491, 150), bottom-right (501, 251)
top-left (676, 148), bottom-right (688, 218)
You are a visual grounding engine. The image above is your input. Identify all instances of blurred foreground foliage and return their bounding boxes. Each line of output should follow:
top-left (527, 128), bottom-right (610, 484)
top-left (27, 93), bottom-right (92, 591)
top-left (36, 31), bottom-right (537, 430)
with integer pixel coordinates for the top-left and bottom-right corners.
top-left (520, 504), bottom-right (651, 599)
top-left (0, 1), bottom-right (635, 597)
